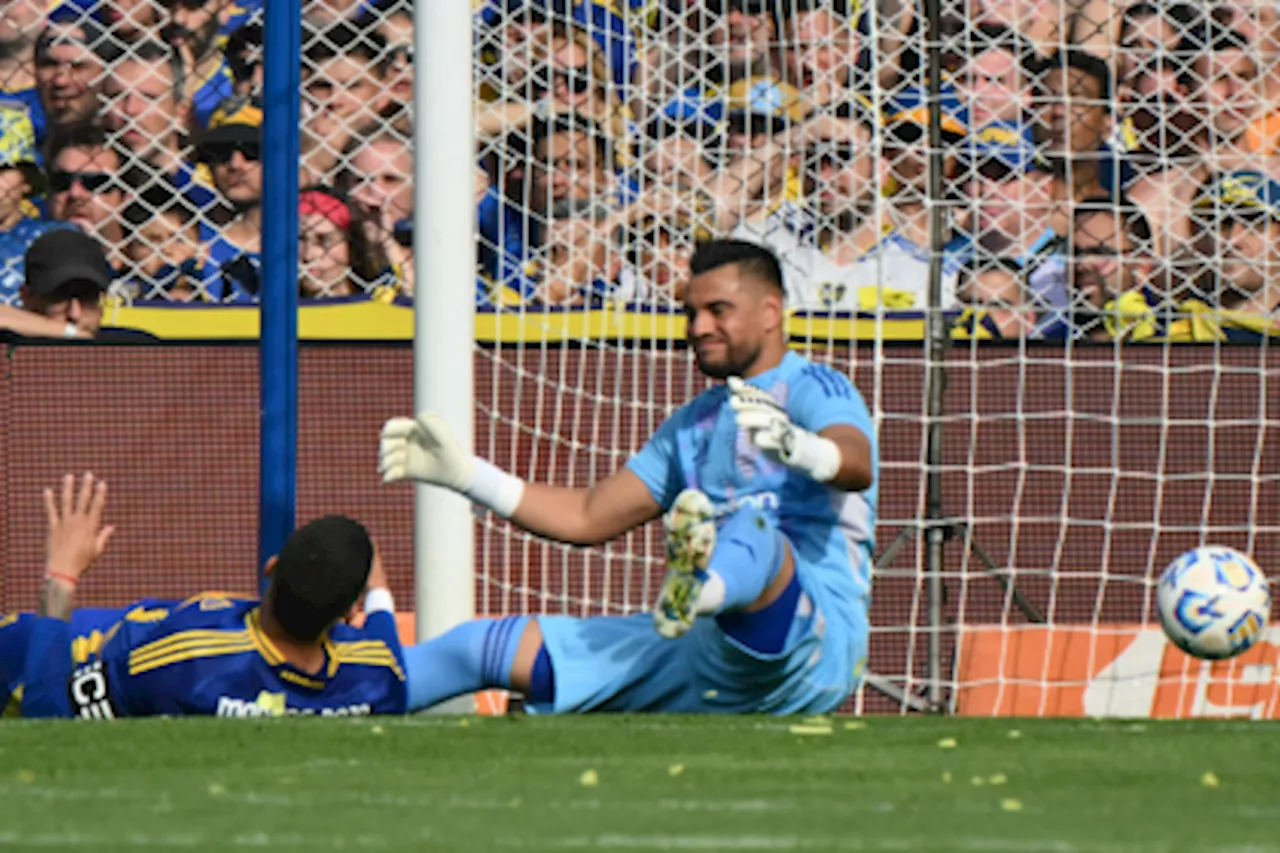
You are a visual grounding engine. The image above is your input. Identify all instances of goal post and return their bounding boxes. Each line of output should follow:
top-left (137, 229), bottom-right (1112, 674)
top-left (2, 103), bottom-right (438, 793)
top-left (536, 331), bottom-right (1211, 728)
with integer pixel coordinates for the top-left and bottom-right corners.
top-left (414, 0), bottom-right (478, 653)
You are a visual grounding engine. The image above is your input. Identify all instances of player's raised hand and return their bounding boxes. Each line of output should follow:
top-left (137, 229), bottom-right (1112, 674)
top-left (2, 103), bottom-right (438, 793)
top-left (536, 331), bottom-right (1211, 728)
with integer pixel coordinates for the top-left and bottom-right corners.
top-left (378, 413), bottom-right (474, 490)
top-left (727, 377), bottom-right (797, 462)
top-left (44, 472), bottom-right (116, 583)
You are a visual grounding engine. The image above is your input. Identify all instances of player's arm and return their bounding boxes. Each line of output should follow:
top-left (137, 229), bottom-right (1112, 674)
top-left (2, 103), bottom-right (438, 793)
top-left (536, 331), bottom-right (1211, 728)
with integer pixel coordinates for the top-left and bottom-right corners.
top-left (729, 374), bottom-right (875, 493)
top-left (378, 414), bottom-right (662, 546)
top-left (22, 473), bottom-right (118, 718)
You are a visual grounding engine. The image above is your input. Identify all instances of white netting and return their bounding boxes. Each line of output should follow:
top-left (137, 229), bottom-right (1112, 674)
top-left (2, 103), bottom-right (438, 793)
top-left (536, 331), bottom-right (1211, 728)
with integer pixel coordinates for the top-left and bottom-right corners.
top-left (0, 0), bottom-right (1274, 714)
top-left (466, 0), bottom-right (1279, 716)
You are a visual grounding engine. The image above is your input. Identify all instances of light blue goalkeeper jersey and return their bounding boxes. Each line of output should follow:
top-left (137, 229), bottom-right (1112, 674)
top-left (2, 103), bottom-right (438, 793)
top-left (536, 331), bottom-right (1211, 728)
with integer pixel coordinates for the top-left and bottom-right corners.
top-left (626, 351), bottom-right (878, 613)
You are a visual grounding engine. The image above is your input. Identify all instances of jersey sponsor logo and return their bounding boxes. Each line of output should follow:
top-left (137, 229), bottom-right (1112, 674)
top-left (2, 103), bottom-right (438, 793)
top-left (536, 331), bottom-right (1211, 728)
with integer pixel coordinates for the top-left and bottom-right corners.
top-left (713, 491), bottom-right (780, 516)
top-left (69, 661), bottom-right (116, 720)
top-left (215, 691), bottom-right (372, 718)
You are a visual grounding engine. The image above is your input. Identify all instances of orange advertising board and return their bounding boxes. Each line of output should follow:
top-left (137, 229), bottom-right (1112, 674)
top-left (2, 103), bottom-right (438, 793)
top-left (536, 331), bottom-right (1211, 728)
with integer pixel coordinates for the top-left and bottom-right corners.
top-left (956, 625), bottom-right (1280, 718)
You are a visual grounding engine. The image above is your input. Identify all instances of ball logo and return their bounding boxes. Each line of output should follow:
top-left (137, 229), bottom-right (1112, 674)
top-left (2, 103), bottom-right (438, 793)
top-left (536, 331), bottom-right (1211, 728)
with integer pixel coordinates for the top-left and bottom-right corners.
top-left (1174, 590), bottom-right (1225, 635)
top-left (1212, 552), bottom-right (1256, 591)
top-left (1227, 611), bottom-right (1266, 652)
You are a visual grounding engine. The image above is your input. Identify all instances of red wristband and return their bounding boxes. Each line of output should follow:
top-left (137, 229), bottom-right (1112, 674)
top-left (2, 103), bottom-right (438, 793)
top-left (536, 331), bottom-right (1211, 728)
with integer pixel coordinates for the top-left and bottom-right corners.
top-left (46, 571), bottom-right (79, 587)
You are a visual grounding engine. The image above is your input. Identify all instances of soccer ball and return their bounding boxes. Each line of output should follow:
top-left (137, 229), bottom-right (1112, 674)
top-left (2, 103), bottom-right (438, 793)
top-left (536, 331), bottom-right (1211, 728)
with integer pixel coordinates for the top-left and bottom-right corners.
top-left (1156, 546), bottom-right (1271, 660)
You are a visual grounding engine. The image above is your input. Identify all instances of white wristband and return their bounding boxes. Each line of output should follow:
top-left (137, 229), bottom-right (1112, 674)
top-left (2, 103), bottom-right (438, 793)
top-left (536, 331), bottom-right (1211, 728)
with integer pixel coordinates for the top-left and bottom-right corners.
top-left (783, 429), bottom-right (842, 483)
top-left (364, 587), bottom-right (395, 615)
top-left (463, 457), bottom-right (526, 518)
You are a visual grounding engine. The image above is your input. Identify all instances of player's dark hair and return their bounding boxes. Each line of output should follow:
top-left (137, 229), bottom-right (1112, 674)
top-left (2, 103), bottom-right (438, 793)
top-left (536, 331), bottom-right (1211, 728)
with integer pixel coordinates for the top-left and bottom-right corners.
top-left (267, 515), bottom-right (374, 643)
top-left (689, 239), bottom-right (785, 295)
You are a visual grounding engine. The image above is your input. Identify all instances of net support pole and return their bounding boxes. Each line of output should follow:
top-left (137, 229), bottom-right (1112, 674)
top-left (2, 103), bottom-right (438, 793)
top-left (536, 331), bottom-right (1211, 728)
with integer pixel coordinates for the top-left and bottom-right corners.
top-left (414, 1), bottom-right (477, 656)
top-left (258, 0), bottom-right (301, 591)
top-left (922, 0), bottom-right (948, 709)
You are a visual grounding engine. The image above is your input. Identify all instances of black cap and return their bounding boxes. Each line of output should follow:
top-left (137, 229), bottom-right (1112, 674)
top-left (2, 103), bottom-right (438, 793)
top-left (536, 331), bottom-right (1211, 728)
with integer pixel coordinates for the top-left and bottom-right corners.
top-left (24, 229), bottom-right (112, 298)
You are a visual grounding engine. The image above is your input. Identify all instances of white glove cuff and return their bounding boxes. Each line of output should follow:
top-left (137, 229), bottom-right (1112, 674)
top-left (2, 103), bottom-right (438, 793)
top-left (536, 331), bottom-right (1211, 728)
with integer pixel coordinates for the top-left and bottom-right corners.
top-left (364, 587), bottom-right (395, 615)
top-left (464, 458), bottom-right (526, 518)
top-left (783, 430), bottom-right (842, 483)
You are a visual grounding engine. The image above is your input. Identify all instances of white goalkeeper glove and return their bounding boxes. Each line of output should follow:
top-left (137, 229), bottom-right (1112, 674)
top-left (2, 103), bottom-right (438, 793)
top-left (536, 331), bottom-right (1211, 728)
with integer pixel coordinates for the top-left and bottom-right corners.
top-left (378, 413), bottom-right (525, 517)
top-left (727, 377), bottom-right (842, 484)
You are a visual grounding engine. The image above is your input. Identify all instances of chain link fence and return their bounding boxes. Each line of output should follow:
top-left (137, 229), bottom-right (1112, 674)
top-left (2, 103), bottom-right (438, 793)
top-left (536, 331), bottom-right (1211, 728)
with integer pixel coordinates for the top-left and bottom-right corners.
top-left (0, 1), bottom-right (1269, 332)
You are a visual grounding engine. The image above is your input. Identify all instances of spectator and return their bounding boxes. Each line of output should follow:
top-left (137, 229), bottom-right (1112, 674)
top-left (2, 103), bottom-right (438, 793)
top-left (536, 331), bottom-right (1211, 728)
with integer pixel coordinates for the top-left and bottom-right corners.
top-left (613, 211), bottom-right (712, 305)
top-left (775, 0), bottom-right (914, 108)
top-left (300, 18), bottom-right (391, 183)
top-left (507, 115), bottom-right (617, 303)
top-left (102, 39), bottom-right (217, 213)
top-left (775, 0), bottom-right (862, 108)
top-left (950, 25), bottom-right (1040, 134)
top-left (1185, 23), bottom-right (1265, 171)
top-left (1186, 171), bottom-right (1280, 317)
top-left (223, 11), bottom-right (263, 99)
top-left (827, 104), bottom-right (968, 310)
top-left (0, 103), bottom-right (68, 303)
top-left (120, 189), bottom-right (206, 302)
top-left (0, 0), bottom-right (50, 141)
top-left (642, 0), bottom-right (779, 133)
top-left (100, 0), bottom-right (165, 43)
top-left (959, 121), bottom-right (1069, 333)
top-left (1066, 198), bottom-right (1157, 341)
top-left (1117, 2), bottom-right (1201, 87)
top-left (731, 103), bottom-right (880, 306)
top-left (336, 117), bottom-right (413, 295)
top-left (298, 186), bottom-right (393, 298)
top-left (367, 0), bottom-right (412, 104)
top-left (14, 227), bottom-right (111, 337)
top-left (47, 125), bottom-right (130, 269)
top-left (702, 76), bottom-right (810, 233)
top-left (196, 95), bottom-right (262, 302)
top-left (952, 253), bottom-right (1035, 339)
top-left (161, 0), bottom-right (236, 129)
top-left (34, 19), bottom-right (111, 144)
top-left (1116, 21), bottom-right (1209, 274)
top-left (1036, 49), bottom-right (1115, 204)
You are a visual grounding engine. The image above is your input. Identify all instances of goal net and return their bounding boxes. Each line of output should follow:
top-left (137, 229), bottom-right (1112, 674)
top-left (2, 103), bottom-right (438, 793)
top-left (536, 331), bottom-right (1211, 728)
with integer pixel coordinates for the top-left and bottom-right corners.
top-left (469, 0), bottom-right (1280, 718)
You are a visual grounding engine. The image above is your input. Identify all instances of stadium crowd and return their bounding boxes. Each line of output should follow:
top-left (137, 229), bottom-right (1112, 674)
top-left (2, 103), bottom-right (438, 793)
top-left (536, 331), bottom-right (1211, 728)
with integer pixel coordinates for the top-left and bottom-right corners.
top-left (0, 0), bottom-right (1276, 341)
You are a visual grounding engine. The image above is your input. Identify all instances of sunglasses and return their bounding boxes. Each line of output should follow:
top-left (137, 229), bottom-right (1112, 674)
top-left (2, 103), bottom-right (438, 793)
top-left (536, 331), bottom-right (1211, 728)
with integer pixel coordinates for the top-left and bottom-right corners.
top-left (202, 141), bottom-right (262, 165)
top-left (50, 171), bottom-right (115, 193)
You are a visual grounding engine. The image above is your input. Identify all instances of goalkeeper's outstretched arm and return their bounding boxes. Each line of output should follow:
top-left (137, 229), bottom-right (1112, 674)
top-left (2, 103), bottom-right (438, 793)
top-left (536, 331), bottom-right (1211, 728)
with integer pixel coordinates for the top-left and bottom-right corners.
top-left (379, 414), bottom-right (662, 546)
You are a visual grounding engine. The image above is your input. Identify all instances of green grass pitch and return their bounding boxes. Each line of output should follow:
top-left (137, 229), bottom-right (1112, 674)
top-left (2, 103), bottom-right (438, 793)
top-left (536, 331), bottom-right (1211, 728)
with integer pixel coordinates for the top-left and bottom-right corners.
top-left (0, 716), bottom-right (1277, 852)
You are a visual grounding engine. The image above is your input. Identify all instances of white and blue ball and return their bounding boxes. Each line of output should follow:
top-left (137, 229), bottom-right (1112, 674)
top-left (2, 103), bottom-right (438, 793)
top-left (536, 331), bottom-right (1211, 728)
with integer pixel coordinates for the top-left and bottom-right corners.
top-left (1156, 546), bottom-right (1271, 660)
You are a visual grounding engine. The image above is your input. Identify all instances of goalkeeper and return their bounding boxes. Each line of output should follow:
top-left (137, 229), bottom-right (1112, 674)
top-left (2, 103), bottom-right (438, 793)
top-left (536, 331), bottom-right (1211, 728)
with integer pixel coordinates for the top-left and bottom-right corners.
top-left (380, 239), bottom-right (878, 714)
top-left (2, 474), bottom-right (408, 719)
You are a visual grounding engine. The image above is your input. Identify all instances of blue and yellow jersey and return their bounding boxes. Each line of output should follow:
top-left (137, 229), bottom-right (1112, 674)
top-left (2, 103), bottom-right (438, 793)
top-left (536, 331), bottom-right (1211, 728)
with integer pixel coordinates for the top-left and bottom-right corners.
top-left (1, 599), bottom-right (176, 717)
top-left (6, 594), bottom-right (407, 719)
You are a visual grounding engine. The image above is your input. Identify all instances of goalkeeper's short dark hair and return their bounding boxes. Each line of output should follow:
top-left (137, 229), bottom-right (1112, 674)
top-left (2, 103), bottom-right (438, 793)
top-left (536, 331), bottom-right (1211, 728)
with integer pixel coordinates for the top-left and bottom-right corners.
top-left (267, 515), bottom-right (374, 643)
top-left (689, 239), bottom-right (785, 296)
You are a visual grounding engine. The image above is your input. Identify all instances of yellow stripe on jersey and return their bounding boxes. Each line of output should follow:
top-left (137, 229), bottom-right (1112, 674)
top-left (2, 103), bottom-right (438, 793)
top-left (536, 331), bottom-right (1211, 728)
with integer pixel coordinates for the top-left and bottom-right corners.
top-left (332, 644), bottom-right (405, 682)
top-left (129, 640), bottom-right (256, 676)
top-left (244, 609), bottom-right (285, 665)
top-left (278, 670), bottom-right (326, 691)
top-left (0, 613), bottom-right (17, 630)
top-left (129, 630), bottom-right (253, 671)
